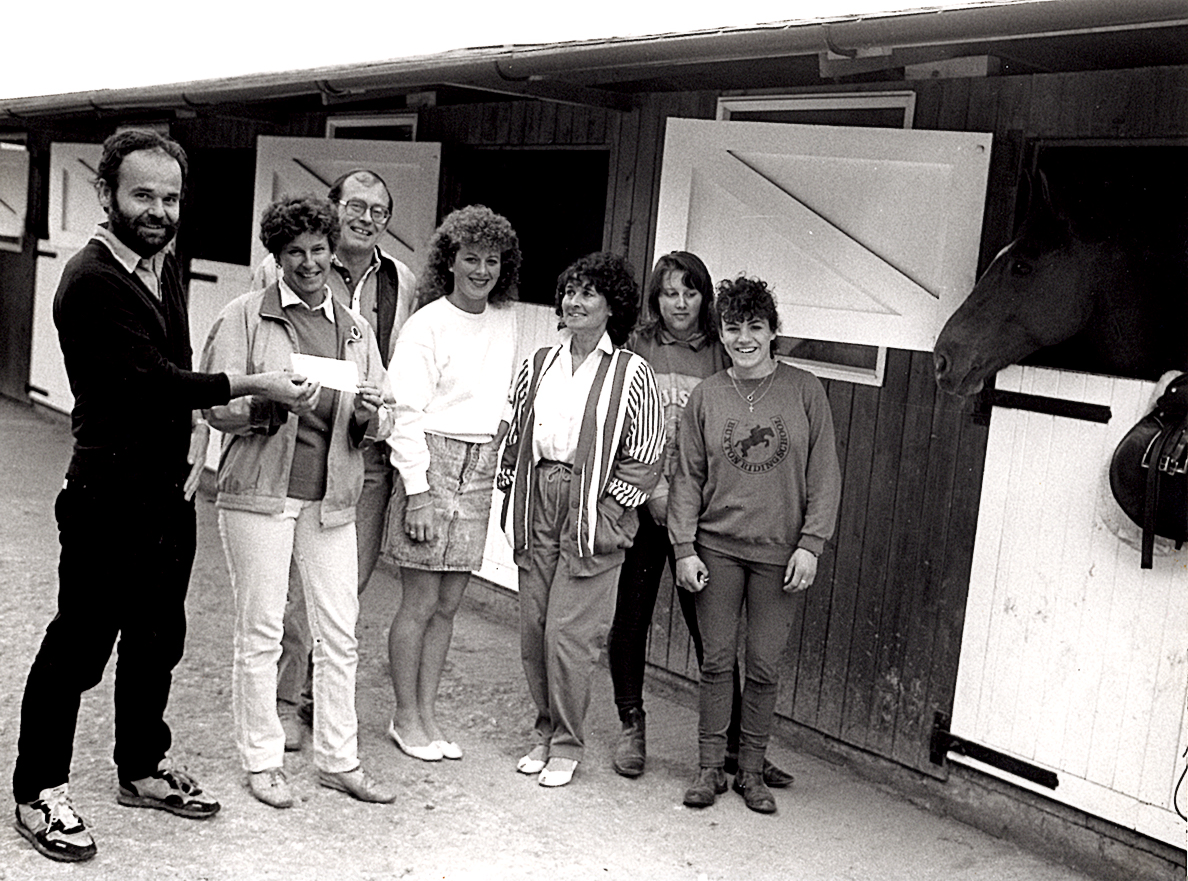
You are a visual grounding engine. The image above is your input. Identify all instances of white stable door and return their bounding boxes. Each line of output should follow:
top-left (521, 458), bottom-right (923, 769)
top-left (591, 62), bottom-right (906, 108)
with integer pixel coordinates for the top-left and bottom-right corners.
top-left (251, 136), bottom-right (440, 279)
top-left (29, 143), bottom-right (104, 413)
top-left (950, 365), bottom-right (1187, 846)
top-left (653, 118), bottom-right (991, 354)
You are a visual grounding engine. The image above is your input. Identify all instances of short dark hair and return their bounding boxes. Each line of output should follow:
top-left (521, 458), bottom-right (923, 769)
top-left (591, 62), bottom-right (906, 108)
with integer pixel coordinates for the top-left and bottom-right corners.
top-left (713, 276), bottom-right (781, 351)
top-left (259, 194), bottom-right (341, 257)
top-left (327, 169), bottom-right (393, 214)
top-left (637, 250), bottom-right (717, 342)
top-left (416, 204), bottom-right (521, 308)
top-left (555, 252), bottom-right (639, 347)
top-left (95, 129), bottom-right (188, 195)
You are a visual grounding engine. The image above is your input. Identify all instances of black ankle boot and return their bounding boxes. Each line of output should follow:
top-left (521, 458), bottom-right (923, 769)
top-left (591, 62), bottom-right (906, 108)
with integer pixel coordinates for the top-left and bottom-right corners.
top-left (612, 708), bottom-right (646, 778)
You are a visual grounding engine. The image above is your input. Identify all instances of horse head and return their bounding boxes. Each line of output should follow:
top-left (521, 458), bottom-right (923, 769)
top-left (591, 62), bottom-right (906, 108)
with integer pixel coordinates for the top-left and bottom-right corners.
top-left (933, 172), bottom-right (1151, 396)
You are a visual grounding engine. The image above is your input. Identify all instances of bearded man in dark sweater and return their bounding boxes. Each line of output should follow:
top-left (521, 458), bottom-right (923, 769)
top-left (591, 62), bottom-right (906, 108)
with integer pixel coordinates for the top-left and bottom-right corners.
top-left (12, 129), bottom-right (315, 864)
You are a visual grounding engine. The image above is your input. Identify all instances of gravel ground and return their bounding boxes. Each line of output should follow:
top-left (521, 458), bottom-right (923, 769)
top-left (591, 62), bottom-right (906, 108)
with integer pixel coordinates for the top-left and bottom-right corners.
top-left (0, 398), bottom-right (1095, 881)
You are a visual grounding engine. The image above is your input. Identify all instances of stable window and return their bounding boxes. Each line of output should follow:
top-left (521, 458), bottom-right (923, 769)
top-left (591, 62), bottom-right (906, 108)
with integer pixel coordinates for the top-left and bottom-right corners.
top-left (326, 114), bottom-right (417, 142)
top-left (714, 92), bottom-right (917, 386)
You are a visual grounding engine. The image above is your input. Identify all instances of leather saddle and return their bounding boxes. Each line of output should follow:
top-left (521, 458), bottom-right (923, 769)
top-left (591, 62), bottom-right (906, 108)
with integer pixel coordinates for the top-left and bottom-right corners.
top-left (1109, 373), bottom-right (1188, 568)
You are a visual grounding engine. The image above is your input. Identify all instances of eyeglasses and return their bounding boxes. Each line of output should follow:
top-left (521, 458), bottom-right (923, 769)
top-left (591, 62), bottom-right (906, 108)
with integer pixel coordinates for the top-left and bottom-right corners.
top-left (338, 199), bottom-right (391, 224)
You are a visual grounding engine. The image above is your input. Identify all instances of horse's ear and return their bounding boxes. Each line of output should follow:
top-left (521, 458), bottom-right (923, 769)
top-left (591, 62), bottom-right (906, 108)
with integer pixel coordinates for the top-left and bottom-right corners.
top-left (1019, 170), bottom-right (1054, 225)
top-left (1019, 168), bottom-right (1076, 242)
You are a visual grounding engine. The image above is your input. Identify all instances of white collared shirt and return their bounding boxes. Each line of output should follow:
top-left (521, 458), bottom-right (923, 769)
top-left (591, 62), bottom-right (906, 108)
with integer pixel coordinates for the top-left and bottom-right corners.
top-left (278, 279), bottom-right (336, 324)
top-left (91, 224), bottom-right (165, 300)
top-left (531, 329), bottom-right (615, 464)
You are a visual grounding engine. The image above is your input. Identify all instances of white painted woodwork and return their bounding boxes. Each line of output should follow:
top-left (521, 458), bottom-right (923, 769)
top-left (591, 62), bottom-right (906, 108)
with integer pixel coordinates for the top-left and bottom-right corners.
top-left (653, 119), bottom-right (991, 353)
top-left (30, 143), bottom-right (104, 413)
top-left (474, 301), bottom-right (563, 591)
top-left (950, 365), bottom-right (1188, 846)
top-left (189, 259), bottom-right (253, 471)
top-left (0, 145), bottom-right (30, 249)
top-left (250, 136), bottom-right (440, 279)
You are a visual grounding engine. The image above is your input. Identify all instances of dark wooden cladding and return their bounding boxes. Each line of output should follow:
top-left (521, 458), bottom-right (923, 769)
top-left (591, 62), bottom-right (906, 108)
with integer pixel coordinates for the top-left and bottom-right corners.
top-left (613, 65), bottom-right (1186, 777)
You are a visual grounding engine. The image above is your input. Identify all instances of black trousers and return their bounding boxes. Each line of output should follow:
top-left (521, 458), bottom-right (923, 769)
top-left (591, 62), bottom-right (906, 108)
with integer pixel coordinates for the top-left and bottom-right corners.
top-left (12, 477), bottom-right (196, 803)
top-left (607, 508), bottom-right (742, 751)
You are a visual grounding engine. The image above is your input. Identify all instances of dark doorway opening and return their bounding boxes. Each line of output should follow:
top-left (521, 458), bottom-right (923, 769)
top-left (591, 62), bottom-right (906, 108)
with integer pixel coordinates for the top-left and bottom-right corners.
top-left (1016, 141), bottom-right (1188, 378)
top-left (446, 148), bottom-right (609, 306)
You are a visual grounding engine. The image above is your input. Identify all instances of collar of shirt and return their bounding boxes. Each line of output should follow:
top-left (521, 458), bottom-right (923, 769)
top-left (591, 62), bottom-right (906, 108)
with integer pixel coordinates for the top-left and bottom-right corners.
top-left (92, 223), bottom-right (166, 299)
top-left (656, 325), bottom-right (708, 351)
top-left (330, 249), bottom-right (381, 311)
top-left (557, 328), bottom-right (615, 362)
top-left (278, 278), bottom-right (336, 323)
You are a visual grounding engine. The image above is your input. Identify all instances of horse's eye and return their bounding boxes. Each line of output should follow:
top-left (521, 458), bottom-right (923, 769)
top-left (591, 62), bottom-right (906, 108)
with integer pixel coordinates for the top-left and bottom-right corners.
top-left (1010, 259), bottom-right (1032, 277)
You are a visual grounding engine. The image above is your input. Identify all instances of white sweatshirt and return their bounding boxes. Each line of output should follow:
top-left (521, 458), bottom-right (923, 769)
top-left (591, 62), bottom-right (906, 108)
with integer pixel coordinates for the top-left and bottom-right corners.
top-left (387, 296), bottom-right (518, 494)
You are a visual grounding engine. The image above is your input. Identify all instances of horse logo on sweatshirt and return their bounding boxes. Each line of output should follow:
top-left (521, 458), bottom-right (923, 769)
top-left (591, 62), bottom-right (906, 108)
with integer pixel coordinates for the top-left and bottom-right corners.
top-left (723, 417), bottom-right (789, 473)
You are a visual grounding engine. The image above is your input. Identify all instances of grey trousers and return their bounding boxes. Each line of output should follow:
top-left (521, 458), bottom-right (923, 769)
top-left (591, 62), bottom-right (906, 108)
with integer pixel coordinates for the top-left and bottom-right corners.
top-left (518, 461), bottom-right (620, 762)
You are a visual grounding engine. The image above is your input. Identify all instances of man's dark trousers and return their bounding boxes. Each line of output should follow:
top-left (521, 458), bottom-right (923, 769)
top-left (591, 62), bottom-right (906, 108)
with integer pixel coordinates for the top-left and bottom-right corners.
top-left (12, 474), bottom-right (196, 803)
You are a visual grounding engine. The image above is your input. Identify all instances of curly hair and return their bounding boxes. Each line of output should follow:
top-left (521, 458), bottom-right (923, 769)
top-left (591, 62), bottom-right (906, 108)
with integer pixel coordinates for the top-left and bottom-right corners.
top-left (554, 252), bottom-right (639, 347)
top-left (95, 129), bottom-right (188, 195)
top-left (636, 250), bottom-right (717, 342)
top-left (713, 276), bottom-right (781, 354)
top-left (259, 194), bottom-right (341, 257)
top-left (416, 205), bottom-right (521, 308)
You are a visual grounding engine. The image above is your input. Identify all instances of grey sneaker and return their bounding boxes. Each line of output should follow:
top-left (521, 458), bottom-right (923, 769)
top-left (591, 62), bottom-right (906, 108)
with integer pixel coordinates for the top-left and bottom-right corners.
top-left (118, 759), bottom-right (220, 818)
top-left (14, 784), bottom-right (97, 862)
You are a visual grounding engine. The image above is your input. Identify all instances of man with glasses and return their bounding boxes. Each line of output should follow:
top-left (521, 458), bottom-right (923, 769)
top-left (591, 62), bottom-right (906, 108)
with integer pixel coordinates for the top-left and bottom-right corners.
top-left (253, 169), bottom-right (416, 748)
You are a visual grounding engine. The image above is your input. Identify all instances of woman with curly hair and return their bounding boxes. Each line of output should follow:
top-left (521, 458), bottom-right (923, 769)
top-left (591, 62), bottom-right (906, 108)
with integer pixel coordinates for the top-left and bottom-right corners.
top-left (381, 205), bottom-right (521, 762)
top-left (669, 276), bottom-right (841, 814)
top-left (498, 252), bottom-right (665, 787)
top-left (201, 194), bottom-right (396, 807)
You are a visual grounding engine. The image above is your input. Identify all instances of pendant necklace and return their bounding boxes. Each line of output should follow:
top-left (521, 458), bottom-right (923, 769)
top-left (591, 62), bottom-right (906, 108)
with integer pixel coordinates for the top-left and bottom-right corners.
top-left (729, 366), bottom-right (776, 413)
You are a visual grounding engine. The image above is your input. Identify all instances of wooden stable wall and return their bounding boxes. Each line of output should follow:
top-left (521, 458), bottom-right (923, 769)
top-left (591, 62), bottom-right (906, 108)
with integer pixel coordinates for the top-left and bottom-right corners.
top-left (413, 64), bottom-right (1187, 777)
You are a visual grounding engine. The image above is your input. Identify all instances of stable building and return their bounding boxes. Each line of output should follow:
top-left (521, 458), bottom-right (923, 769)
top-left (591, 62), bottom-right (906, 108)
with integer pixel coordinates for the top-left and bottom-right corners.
top-left (0, 2), bottom-right (1184, 878)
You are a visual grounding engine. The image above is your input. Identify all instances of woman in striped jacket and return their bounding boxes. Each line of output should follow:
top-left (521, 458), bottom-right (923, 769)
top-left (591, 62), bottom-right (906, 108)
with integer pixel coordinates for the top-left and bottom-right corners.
top-left (497, 252), bottom-right (664, 788)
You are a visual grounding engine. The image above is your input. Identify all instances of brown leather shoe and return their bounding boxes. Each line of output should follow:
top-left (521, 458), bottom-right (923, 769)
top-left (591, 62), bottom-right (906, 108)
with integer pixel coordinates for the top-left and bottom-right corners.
top-left (682, 767), bottom-right (727, 808)
top-left (317, 766), bottom-right (396, 804)
top-left (612, 708), bottom-right (646, 778)
top-left (248, 768), bottom-right (293, 809)
top-left (732, 770), bottom-right (777, 814)
top-left (724, 753), bottom-right (794, 788)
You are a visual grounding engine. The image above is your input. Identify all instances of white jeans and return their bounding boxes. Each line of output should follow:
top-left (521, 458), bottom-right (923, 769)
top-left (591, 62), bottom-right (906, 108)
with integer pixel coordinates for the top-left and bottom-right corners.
top-left (219, 500), bottom-right (360, 774)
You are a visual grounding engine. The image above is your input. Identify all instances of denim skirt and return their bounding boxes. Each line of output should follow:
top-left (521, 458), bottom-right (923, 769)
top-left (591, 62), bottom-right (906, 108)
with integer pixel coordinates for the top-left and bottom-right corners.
top-left (382, 432), bottom-right (498, 572)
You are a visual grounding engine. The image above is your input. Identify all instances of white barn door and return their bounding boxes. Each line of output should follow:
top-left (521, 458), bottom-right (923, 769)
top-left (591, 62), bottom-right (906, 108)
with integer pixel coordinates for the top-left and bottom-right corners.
top-left (653, 118), bottom-right (991, 353)
top-left (251, 136), bottom-right (440, 279)
top-left (29, 143), bottom-right (104, 413)
top-left (950, 365), bottom-right (1187, 846)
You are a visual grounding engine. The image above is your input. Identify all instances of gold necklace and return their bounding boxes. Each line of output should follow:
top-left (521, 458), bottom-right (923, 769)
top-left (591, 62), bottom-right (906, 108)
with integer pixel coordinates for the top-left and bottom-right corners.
top-left (729, 365), bottom-right (776, 413)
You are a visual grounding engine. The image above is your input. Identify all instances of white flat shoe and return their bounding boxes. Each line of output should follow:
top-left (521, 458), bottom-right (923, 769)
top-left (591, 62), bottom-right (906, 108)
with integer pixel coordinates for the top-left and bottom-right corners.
top-left (538, 757), bottom-right (578, 787)
top-left (388, 720), bottom-right (443, 762)
top-left (516, 745), bottom-right (548, 775)
top-left (432, 740), bottom-right (463, 760)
